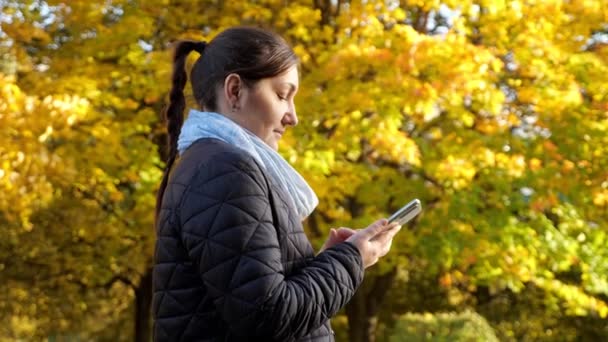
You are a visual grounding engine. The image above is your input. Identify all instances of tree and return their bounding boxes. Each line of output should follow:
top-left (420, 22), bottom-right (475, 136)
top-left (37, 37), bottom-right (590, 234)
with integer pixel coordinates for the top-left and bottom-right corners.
top-left (1, 1), bottom-right (162, 339)
top-left (287, 1), bottom-right (608, 341)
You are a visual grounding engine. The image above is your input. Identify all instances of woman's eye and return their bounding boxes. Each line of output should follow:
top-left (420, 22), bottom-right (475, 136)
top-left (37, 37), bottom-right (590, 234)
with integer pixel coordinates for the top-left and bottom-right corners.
top-left (277, 94), bottom-right (287, 100)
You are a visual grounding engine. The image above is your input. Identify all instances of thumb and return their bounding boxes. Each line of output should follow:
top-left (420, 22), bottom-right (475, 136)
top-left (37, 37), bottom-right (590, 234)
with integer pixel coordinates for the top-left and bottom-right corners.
top-left (361, 219), bottom-right (389, 239)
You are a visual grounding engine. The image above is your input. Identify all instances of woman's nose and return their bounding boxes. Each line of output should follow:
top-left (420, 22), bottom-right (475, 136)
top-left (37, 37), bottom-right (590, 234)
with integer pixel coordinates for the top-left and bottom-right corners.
top-left (283, 104), bottom-right (298, 126)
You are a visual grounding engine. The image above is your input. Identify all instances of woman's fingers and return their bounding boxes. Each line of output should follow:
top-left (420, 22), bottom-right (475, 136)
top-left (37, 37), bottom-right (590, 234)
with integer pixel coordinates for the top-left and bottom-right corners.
top-left (335, 227), bottom-right (357, 239)
top-left (330, 228), bottom-right (338, 239)
top-left (371, 223), bottom-right (402, 243)
top-left (360, 219), bottom-right (391, 240)
top-left (346, 221), bottom-right (400, 268)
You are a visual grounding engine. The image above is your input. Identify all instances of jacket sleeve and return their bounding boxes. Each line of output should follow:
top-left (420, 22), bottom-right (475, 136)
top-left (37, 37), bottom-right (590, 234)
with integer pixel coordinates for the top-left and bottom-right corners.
top-left (179, 153), bottom-right (364, 340)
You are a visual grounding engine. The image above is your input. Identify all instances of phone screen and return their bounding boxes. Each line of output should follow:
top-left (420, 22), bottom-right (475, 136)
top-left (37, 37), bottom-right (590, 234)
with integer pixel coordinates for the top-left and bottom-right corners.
top-left (387, 199), bottom-right (422, 226)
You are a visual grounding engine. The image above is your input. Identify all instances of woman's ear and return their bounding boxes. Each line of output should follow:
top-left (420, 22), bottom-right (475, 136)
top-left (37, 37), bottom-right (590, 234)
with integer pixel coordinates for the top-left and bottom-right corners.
top-left (224, 73), bottom-right (242, 111)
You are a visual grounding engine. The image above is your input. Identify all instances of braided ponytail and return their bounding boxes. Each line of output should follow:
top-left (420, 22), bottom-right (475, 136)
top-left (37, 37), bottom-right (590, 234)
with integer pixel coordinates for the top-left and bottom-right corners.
top-left (155, 40), bottom-right (207, 222)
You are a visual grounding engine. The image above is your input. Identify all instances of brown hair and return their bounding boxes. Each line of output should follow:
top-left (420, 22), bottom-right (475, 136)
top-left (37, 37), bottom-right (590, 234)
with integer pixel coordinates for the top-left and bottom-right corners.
top-left (155, 26), bottom-right (298, 221)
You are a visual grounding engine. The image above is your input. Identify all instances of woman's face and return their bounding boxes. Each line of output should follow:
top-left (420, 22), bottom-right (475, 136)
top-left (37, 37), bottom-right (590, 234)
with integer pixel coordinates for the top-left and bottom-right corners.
top-left (232, 65), bottom-right (299, 150)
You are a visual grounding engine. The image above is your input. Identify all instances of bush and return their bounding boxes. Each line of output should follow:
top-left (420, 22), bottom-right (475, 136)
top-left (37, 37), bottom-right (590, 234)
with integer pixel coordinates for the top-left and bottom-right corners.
top-left (388, 311), bottom-right (499, 342)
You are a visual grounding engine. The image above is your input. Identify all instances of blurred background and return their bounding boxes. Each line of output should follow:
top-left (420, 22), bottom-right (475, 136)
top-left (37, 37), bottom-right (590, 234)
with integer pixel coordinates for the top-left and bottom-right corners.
top-left (1, 0), bottom-right (607, 341)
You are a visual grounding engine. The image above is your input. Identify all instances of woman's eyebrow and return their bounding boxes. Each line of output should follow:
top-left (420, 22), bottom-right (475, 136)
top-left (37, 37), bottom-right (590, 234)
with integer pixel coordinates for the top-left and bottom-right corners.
top-left (280, 82), bottom-right (298, 93)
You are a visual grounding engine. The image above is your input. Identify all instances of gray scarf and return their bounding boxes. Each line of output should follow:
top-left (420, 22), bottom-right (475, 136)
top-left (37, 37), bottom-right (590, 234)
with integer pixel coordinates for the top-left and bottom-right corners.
top-left (177, 109), bottom-right (318, 219)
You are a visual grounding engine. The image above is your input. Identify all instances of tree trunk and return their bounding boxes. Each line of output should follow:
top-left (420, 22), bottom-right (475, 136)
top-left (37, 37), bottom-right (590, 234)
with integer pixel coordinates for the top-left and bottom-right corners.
top-left (135, 267), bottom-right (153, 342)
top-left (346, 293), bottom-right (378, 342)
top-left (346, 268), bottom-right (398, 342)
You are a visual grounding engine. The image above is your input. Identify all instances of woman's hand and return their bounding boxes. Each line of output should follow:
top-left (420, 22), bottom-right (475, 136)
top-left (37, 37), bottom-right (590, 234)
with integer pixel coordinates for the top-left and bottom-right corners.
top-left (346, 219), bottom-right (401, 268)
top-left (319, 227), bottom-right (357, 253)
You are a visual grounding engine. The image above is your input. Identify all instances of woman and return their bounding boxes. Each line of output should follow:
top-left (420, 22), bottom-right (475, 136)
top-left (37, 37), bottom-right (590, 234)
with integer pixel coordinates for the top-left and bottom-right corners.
top-left (153, 26), bottom-right (401, 341)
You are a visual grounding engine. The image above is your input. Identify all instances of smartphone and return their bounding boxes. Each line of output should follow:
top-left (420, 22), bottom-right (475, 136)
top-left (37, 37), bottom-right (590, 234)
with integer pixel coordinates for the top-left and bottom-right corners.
top-left (387, 199), bottom-right (422, 226)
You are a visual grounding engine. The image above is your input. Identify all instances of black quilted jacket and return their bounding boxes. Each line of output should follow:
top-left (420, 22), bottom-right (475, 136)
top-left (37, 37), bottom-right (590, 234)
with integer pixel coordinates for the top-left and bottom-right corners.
top-left (153, 138), bottom-right (365, 341)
